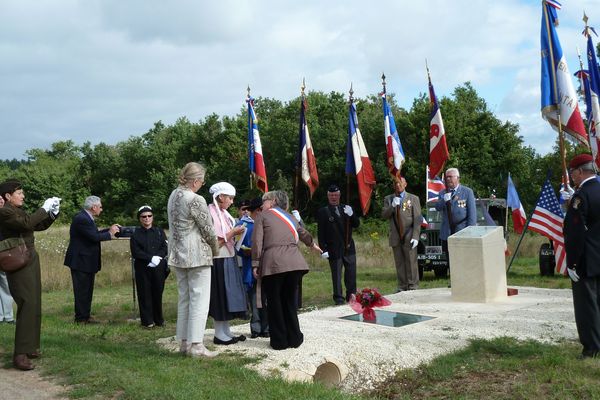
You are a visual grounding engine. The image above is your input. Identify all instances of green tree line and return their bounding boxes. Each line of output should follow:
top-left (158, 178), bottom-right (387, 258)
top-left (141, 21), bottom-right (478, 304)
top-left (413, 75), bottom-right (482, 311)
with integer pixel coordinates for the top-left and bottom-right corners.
top-left (0, 82), bottom-right (586, 228)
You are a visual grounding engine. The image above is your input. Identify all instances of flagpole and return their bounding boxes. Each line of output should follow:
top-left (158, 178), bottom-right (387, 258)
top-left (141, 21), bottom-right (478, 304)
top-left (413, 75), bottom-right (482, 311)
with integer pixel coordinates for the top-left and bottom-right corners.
top-left (506, 170), bottom-right (552, 272)
top-left (504, 173), bottom-right (509, 235)
top-left (247, 85), bottom-right (254, 190)
top-left (294, 79), bottom-right (306, 210)
top-left (542, 0), bottom-right (568, 186)
top-left (345, 84), bottom-right (354, 250)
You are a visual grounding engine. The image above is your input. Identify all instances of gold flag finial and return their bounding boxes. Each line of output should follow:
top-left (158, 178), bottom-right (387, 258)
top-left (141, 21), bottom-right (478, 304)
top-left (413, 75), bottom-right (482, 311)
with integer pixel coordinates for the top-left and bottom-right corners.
top-left (301, 78), bottom-right (306, 97)
top-left (247, 85), bottom-right (251, 97)
top-left (381, 72), bottom-right (387, 95)
top-left (349, 82), bottom-right (354, 103)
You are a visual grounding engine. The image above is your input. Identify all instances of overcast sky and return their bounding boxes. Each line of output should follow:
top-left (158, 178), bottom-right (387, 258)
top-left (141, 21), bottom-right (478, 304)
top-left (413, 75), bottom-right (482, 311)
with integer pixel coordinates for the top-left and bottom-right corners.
top-left (0, 0), bottom-right (597, 160)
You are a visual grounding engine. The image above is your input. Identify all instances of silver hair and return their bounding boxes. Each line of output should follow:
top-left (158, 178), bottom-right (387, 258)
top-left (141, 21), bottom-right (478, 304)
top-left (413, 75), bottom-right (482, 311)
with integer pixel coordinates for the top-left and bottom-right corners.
top-left (580, 162), bottom-right (597, 173)
top-left (83, 196), bottom-right (101, 210)
top-left (262, 190), bottom-right (289, 211)
top-left (446, 168), bottom-right (460, 177)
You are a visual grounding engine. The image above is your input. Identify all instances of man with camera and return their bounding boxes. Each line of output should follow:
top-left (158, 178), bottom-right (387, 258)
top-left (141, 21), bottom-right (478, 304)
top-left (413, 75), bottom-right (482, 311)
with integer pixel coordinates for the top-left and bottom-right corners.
top-left (64, 196), bottom-right (120, 324)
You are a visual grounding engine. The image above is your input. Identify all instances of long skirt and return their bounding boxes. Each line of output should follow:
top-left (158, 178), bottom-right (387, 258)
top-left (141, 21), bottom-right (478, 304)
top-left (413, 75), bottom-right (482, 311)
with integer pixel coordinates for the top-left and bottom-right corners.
top-left (209, 257), bottom-right (247, 321)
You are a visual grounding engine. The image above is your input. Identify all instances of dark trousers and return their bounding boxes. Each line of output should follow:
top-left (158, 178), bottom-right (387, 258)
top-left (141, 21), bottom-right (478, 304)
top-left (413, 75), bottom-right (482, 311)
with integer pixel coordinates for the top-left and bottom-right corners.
top-left (572, 276), bottom-right (600, 356)
top-left (135, 264), bottom-right (166, 326)
top-left (262, 271), bottom-right (304, 350)
top-left (6, 251), bottom-right (41, 354)
top-left (328, 254), bottom-right (357, 304)
top-left (248, 283), bottom-right (268, 335)
top-left (442, 240), bottom-right (450, 269)
top-left (70, 269), bottom-right (95, 321)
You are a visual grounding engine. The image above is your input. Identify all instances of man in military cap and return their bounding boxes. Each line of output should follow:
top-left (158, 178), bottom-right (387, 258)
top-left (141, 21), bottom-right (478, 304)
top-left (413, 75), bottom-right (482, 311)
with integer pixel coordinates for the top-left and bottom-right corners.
top-left (563, 153), bottom-right (600, 359)
top-left (316, 184), bottom-right (360, 305)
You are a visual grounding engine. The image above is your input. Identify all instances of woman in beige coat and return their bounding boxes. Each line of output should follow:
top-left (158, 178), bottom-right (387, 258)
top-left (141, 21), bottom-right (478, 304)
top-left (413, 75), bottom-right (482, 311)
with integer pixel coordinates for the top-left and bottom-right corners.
top-left (251, 190), bottom-right (321, 350)
top-left (167, 162), bottom-right (219, 358)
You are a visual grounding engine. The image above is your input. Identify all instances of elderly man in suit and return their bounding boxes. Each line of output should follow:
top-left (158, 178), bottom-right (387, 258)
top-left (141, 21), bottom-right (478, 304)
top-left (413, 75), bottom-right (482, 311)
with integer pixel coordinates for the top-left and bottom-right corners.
top-left (316, 184), bottom-right (360, 305)
top-left (64, 196), bottom-right (120, 323)
top-left (382, 176), bottom-right (422, 292)
top-left (563, 153), bottom-right (600, 359)
top-left (434, 168), bottom-right (477, 264)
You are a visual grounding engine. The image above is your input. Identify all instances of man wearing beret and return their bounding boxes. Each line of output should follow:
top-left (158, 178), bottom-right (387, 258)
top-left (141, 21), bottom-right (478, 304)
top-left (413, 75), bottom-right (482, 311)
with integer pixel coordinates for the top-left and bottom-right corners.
top-left (317, 184), bottom-right (360, 305)
top-left (563, 153), bottom-right (600, 359)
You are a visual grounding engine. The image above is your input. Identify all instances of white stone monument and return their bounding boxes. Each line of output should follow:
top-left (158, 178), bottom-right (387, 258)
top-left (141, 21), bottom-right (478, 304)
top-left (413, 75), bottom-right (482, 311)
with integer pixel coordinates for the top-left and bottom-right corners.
top-left (448, 226), bottom-right (507, 302)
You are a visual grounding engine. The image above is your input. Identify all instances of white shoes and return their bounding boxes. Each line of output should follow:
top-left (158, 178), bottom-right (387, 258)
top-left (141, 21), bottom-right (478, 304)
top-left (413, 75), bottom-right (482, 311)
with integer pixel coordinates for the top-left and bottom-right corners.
top-left (188, 343), bottom-right (217, 358)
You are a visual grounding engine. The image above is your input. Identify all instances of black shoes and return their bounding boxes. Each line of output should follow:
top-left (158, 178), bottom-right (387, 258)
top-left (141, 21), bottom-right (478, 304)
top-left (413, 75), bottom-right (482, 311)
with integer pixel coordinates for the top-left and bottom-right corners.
top-left (213, 337), bottom-right (238, 345)
top-left (235, 335), bottom-right (246, 342)
top-left (251, 332), bottom-right (269, 339)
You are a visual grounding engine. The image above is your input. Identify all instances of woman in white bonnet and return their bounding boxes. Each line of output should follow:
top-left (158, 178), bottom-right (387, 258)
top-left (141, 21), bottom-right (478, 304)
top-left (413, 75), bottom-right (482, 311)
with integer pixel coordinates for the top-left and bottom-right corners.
top-left (207, 182), bottom-right (248, 344)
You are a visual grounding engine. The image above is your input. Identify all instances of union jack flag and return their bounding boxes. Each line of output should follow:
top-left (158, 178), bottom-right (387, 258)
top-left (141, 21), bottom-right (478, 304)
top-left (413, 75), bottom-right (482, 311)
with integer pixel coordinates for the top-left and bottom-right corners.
top-left (528, 178), bottom-right (566, 275)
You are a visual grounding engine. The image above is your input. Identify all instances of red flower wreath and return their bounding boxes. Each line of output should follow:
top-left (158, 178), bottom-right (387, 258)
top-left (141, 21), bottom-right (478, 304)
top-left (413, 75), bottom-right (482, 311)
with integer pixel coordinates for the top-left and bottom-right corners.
top-left (349, 287), bottom-right (391, 321)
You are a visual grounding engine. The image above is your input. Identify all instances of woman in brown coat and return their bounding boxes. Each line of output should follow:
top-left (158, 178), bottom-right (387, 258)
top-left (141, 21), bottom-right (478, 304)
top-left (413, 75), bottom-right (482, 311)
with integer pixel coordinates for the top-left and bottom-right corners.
top-left (251, 190), bottom-right (321, 350)
top-left (0, 179), bottom-right (58, 370)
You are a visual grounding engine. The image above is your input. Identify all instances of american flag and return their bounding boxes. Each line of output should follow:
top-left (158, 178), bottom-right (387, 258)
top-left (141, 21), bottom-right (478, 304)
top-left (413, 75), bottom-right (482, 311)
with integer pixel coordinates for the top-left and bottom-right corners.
top-left (527, 178), bottom-right (567, 274)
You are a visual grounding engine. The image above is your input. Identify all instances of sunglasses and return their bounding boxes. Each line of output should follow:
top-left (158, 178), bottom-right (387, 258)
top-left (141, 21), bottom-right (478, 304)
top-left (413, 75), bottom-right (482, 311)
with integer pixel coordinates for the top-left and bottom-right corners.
top-left (140, 214), bottom-right (153, 218)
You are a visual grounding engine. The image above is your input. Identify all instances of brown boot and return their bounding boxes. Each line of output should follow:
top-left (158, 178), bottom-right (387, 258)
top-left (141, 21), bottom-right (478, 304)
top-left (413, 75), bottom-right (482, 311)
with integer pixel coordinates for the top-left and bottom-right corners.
top-left (13, 354), bottom-right (34, 371)
top-left (27, 350), bottom-right (41, 359)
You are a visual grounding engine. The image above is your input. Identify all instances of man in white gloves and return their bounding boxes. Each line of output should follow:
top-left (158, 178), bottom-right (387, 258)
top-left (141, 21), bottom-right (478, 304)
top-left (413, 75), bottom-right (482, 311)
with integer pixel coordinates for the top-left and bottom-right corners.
top-left (316, 184), bottom-right (360, 305)
top-left (563, 153), bottom-right (600, 359)
top-left (382, 176), bottom-right (422, 292)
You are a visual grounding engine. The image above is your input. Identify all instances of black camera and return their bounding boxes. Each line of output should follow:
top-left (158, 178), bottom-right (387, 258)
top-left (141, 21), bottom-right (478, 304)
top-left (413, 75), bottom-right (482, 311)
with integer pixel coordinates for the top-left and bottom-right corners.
top-left (115, 226), bottom-right (137, 238)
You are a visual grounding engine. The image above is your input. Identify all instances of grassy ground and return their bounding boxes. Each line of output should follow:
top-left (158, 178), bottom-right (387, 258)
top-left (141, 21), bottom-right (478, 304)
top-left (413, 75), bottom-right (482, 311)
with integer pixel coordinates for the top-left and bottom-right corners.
top-left (0, 226), bottom-right (593, 399)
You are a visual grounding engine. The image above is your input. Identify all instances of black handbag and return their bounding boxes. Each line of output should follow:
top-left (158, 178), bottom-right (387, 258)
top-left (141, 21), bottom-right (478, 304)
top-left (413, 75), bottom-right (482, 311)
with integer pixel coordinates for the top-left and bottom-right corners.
top-left (0, 237), bottom-right (31, 273)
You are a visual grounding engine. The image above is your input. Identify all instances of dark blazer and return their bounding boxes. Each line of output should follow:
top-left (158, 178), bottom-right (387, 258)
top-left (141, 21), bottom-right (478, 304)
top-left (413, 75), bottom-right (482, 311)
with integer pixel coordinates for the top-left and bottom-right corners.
top-left (130, 226), bottom-right (168, 269)
top-left (316, 204), bottom-right (360, 259)
top-left (564, 177), bottom-right (600, 278)
top-left (64, 210), bottom-right (112, 274)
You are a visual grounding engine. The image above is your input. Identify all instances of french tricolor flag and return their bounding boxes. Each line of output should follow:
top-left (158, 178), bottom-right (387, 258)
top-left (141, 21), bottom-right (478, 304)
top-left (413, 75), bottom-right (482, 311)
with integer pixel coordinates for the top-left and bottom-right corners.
top-left (346, 102), bottom-right (376, 215)
top-left (298, 97), bottom-right (319, 197)
top-left (540, 1), bottom-right (588, 146)
top-left (247, 96), bottom-right (268, 193)
top-left (584, 23), bottom-right (600, 169)
top-left (507, 174), bottom-right (527, 234)
top-left (382, 93), bottom-right (404, 178)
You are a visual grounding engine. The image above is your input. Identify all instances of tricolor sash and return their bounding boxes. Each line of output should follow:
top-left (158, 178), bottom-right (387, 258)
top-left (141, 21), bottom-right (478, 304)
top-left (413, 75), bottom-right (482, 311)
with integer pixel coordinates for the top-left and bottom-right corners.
top-left (269, 207), bottom-right (299, 243)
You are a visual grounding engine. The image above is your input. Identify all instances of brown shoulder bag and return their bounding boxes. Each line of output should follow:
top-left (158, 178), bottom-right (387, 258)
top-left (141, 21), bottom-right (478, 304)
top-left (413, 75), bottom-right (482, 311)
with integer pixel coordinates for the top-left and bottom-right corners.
top-left (0, 237), bottom-right (31, 273)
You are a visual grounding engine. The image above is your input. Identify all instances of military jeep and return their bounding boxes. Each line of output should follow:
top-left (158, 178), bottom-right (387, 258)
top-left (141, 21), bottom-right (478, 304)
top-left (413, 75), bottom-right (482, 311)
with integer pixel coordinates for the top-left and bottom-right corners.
top-left (417, 198), bottom-right (507, 279)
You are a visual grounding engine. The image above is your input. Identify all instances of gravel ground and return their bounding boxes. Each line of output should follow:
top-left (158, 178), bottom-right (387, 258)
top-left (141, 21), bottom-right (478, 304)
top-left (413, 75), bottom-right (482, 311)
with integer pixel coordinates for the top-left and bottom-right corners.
top-left (160, 286), bottom-right (577, 392)
top-left (0, 286), bottom-right (577, 398)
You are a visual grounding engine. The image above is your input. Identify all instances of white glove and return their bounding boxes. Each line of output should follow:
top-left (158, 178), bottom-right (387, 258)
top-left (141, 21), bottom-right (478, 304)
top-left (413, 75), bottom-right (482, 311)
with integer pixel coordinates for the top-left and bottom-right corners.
top-left (443, 192), bottom-right (452, 202)
top-left (321, 251), bottom-right (329, 259)
top-left (41, 198), bottom-right (54, 212)
top-left (567, 268), bottom-right (580, 282)
top-left (343, 205), bottom-right (353, 217)
top-left (392, 197), bottom-right (401, 207)
top-left (410, 239), bottom-right (419, 249)
top-left (560, 186), bottom-right (575, 202)
top-left (292, 210), bottom-right (302, 222)
top-left (148, 256), bottom-right (162, 268)
top-left (50, 197), bottom-right (61, 216)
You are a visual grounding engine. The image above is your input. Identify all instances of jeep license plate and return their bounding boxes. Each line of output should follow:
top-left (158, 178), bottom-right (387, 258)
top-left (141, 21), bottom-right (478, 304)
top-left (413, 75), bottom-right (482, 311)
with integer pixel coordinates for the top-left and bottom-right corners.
top-left (425, 246), bottom-right (442, 255)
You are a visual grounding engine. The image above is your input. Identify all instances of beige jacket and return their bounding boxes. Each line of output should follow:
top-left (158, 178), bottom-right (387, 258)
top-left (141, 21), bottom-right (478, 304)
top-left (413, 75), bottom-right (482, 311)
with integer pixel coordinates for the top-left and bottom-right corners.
top-left (167, 186), bottom-right (218, 268)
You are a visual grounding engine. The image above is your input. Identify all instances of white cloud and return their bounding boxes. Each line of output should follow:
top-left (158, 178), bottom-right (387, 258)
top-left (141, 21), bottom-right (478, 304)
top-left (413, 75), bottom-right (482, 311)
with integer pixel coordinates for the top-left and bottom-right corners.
top-left (0, 0), bottom-right (597, 159)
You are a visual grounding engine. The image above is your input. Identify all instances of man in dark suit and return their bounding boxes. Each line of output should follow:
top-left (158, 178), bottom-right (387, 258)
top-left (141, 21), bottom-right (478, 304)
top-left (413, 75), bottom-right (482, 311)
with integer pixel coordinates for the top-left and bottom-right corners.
top-left (317, 184), bottom-right (360, 305)
top-left (382, 176), bottom-right (422, 292)
top-left (563, 153), bottom-right (600, 359)
top-left (64, 196), bottom-right (120, 323)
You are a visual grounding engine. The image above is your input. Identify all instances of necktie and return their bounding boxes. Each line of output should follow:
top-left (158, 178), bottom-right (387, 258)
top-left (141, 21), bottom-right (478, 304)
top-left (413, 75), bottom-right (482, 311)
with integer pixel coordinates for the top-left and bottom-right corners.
top-left (395, 197), bottom-right (404, 242)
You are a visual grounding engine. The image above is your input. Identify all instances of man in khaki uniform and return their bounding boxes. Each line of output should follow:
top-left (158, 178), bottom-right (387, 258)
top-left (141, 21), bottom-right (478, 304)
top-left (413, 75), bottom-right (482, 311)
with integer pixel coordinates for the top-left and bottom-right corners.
top-left (382, 177), bottom-right (422, 292)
